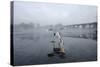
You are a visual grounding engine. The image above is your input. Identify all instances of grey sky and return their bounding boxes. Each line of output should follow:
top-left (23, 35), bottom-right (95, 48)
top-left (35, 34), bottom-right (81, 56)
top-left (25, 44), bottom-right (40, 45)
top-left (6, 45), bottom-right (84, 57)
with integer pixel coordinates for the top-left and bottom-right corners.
top-left (14, 1), bottom-right (97, 26)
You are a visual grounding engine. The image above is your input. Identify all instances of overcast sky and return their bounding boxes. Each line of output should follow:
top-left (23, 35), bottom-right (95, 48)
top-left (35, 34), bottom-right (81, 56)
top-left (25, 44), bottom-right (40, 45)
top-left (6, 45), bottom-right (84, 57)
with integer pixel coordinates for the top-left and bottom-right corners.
top-left (13, 1), bottom-right (97, 26)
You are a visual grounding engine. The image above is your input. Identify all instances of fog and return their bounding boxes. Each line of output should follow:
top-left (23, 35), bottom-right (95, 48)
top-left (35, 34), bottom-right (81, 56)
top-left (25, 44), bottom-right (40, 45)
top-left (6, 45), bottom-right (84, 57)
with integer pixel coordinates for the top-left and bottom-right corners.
top-left (14, 1), bottom-right (97, 26)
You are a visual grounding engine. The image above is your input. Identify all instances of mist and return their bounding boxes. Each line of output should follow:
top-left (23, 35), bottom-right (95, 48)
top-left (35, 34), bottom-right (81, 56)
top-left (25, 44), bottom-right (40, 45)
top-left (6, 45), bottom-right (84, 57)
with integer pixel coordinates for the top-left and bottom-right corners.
top-left (14, 1), bottom-right (97, 26)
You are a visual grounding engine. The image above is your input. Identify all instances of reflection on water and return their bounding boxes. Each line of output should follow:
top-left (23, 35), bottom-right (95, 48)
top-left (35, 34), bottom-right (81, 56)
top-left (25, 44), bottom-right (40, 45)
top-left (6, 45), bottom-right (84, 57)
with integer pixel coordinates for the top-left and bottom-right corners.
top-left (65, 30), bottom-right (97, 40)
top-left (66, 33), bottom-right (97, 40)
top-left (15, 33), bottom-right (40, 41)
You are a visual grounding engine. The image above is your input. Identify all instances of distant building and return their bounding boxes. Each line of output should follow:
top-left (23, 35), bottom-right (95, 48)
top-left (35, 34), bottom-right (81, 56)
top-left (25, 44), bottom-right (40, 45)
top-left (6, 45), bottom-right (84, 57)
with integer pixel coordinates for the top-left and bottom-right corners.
top-left (65, 22), bottom-right (97, 29)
